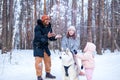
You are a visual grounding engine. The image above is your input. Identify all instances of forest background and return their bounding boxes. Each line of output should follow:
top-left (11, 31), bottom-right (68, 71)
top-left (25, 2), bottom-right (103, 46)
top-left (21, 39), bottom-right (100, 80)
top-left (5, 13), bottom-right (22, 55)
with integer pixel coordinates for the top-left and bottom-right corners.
top-left (0, 0), bottom-right (120, 55)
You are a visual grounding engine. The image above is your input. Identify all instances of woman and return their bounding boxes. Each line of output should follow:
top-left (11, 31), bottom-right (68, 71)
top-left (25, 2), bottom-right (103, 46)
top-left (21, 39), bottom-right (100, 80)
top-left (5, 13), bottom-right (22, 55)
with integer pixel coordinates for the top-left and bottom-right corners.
top-left (61, 26), bottom-right (79, 53)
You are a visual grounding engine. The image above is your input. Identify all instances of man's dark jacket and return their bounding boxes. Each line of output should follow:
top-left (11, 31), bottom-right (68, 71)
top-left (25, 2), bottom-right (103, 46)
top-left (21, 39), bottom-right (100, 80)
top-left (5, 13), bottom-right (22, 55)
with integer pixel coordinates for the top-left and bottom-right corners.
top-left (33, 19), bottom-right (56, 57)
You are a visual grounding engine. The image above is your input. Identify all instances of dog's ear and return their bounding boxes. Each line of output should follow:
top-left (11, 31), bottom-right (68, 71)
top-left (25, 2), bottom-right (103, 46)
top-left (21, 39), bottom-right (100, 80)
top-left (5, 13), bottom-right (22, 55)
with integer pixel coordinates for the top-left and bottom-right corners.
top-left (66, 48), bottom-right (70, 52)
top-left (61, 51), bottom-right (66, 55)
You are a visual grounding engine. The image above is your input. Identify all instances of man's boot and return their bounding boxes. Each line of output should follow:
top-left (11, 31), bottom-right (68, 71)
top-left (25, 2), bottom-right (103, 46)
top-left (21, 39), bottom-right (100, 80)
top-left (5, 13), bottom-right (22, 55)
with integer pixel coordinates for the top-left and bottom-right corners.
top-left (37, 76), bottom-right (43, 80)
top-left (46, 73), bottom-right (56, 79)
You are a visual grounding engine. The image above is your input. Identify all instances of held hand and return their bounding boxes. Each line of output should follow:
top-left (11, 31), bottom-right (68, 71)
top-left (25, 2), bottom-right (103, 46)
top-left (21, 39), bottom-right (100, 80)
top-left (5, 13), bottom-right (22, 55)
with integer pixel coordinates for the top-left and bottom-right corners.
top-left (51, 33), bottom-right (56, 36)
top-left (47, 32), bottom-right (56, 38)
top-left (55, 34), bottom-right (62, 39)
top-left (47, 32), bottom-right (52, 38)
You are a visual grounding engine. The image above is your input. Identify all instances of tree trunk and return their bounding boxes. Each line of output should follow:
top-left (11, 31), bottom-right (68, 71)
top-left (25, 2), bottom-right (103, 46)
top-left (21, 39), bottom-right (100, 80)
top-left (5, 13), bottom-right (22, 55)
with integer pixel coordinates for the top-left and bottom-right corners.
top-left (26, 0), bottom-right (32, 49)
top-left (80, 0), bottom-right (86, 51)
top-left (0, 0), bottom-right (3, 49)
top-left (8, 0), bottom-right (14, 51)
top-left (44, 0), bottom-right (46, 15)
top-left (71, 0), bottom-right (77, 26)
top-left (0, 0), bottom-right (2, 20)
top-left (1, 0), bottom-right (8, 54)
top-left (111, 0), bottom-right (120, 52)
top-left (34, 0), bottom-right (37, 25)
top-left (19, 6), bottom-right (24, 49)
top-left (87, 0), bottom-right (92, 42)
top-left (95, 0), bottom-right (102, 55)
top-left (111, 0), bottom-right (115, 52)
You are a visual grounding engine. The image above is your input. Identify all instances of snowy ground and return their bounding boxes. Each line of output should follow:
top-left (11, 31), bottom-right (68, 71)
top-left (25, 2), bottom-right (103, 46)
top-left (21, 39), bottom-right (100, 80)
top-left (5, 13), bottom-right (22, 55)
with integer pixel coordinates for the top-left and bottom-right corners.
top-left (0, 50), bottom-right (120, 80)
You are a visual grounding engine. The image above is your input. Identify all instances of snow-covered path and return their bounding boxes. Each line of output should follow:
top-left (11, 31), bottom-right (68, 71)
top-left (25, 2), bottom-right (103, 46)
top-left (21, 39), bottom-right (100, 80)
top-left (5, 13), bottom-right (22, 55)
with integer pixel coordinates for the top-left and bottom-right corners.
top-left (0, 50), bottom-right (120, 80)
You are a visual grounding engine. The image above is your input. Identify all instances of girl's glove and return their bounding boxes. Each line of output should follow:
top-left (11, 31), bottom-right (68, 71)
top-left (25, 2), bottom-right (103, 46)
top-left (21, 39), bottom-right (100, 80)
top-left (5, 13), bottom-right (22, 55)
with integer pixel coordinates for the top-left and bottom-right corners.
top-left (73, 50), bottom-right (77, 54)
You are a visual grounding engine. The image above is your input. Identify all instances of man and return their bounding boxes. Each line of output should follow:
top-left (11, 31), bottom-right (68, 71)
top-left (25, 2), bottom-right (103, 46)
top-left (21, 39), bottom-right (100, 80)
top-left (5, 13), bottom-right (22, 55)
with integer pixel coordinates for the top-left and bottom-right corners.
top-left (33, 15), bottom-right (61, 80)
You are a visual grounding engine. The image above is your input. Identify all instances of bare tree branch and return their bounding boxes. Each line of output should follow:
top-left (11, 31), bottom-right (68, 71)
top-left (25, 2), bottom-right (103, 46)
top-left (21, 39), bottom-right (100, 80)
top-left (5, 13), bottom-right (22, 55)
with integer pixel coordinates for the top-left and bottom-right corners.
top-left (114, 11), bottom-right (120, 15)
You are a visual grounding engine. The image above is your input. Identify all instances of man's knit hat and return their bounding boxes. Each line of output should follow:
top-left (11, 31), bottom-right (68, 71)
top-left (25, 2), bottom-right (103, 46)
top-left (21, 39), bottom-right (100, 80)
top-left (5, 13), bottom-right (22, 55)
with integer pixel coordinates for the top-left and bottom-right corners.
top-left (41, 15), bottom-right (50, 22)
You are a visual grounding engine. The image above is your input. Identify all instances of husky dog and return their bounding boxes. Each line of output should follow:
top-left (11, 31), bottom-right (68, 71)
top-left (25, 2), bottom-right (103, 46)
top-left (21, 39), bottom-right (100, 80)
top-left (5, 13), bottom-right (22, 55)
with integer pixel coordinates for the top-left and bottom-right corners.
top-left (60, 49), bottom-right (79, 80)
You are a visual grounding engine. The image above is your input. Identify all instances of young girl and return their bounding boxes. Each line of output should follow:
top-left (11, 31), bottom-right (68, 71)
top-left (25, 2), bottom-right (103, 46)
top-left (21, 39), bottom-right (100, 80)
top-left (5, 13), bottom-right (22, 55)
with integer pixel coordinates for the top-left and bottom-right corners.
top-left (76, 42), bottom-right (96, 80)
top-left (61, 26), bottom-right (79, 54)
top-left (61, 26), bottom-right (79, 80)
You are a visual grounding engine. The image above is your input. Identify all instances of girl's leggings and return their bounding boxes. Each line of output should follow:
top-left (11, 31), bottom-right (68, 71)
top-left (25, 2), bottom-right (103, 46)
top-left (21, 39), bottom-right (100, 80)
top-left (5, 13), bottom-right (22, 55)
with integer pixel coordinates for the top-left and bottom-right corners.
top-left (85, 68), bottom-right (94, 80)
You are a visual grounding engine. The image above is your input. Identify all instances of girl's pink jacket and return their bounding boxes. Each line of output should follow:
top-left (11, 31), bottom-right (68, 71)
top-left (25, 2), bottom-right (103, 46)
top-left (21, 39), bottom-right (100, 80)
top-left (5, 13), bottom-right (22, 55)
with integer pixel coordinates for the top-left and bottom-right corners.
top-left (77, 42), bottom-right (96, 69)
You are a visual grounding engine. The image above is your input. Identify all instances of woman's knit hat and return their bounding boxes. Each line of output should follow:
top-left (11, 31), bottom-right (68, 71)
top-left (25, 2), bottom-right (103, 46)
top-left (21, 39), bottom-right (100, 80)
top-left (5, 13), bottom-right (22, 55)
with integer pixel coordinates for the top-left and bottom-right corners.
top-left (67, 26), bottom-right (76, 31)
top-left (41, 15), bottom-right (50, 22)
